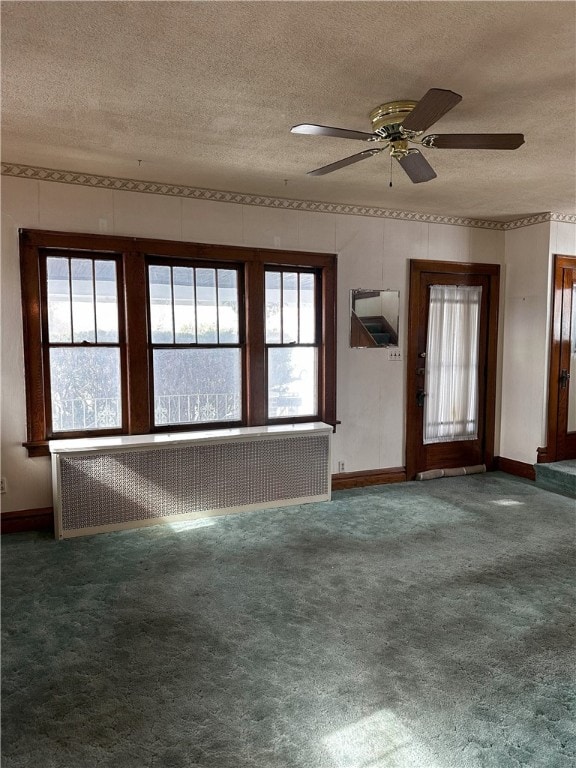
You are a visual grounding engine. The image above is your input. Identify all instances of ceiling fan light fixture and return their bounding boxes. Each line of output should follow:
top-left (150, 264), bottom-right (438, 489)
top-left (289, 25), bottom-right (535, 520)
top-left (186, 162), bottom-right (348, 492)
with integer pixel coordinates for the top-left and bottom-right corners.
top-left (389, 139), bottom-right (411, 159)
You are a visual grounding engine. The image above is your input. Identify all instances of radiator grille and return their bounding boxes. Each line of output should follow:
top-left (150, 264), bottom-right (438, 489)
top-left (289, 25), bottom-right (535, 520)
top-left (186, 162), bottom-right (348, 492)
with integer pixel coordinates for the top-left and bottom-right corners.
top-left (57, 434), bottom-right (330, 535)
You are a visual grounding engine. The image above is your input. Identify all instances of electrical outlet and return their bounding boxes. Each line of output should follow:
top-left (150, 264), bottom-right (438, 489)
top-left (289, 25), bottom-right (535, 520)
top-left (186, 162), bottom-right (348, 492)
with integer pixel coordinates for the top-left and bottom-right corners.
top-left (388, 349), bottom-right (403, 361)
top-left (337, 461), bottom-right (345, 473)
top-left (0, 477), bottom-right (6, 494)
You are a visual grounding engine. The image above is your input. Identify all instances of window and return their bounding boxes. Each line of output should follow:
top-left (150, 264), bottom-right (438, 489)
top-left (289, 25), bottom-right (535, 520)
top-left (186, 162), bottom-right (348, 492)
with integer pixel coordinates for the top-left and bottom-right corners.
top-left (423, 284), bottom-right (482, 444)
top-left (45, 254), bottom-right (124, 434)
top-left (148, 263), bottom-right (242, 427)
top-left (265, 269), bottom-right (318, 418)
top-left (20, 230), bottom-right (337, 456)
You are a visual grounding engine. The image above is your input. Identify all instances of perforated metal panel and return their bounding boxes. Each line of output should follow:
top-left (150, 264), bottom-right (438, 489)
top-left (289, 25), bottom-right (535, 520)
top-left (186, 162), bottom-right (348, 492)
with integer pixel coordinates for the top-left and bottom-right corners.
top-left (54, 433), bottom-right (330, 537)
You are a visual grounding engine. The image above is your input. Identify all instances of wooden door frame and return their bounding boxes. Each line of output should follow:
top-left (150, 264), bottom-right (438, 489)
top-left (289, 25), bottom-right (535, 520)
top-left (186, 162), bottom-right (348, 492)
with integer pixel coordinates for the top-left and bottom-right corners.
top-left (539, 254), bottom-right (576, 463)
top-left (406, 260), bottom-right (500, 480)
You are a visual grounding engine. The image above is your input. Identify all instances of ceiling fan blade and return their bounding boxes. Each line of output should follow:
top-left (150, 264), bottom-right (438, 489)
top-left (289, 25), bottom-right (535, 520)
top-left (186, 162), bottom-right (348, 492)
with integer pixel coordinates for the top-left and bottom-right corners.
top-left (402, 88), bottom-right (462, 133)
top-left (423, 133), bottom-right (525, 149)
top-left (307, 147), bottom-right (385, 176)
top-left (291, 123), bottom-right (377, 141)
top-left (397, 151), bottom-right (437, 184)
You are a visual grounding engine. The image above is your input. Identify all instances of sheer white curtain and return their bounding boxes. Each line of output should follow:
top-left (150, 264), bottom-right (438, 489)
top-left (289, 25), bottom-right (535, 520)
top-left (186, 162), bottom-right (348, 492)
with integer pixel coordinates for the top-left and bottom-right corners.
top-left (423, 284), bottom-right (482, 444)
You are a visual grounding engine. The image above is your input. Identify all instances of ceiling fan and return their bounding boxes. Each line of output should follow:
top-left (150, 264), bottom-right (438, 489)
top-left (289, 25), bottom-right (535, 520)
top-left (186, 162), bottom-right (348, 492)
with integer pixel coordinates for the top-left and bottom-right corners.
top-left (291, 88), bottom-right (524, 183)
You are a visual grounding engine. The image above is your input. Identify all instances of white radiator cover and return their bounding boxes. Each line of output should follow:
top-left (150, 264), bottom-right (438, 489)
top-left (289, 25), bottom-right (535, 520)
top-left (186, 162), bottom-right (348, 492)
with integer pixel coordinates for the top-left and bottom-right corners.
top-left (50, 423), bottom-right (332, 539)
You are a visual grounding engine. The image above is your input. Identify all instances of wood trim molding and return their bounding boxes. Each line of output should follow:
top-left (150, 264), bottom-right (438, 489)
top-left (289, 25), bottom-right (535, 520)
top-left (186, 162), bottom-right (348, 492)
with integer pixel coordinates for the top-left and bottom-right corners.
top-left (19, 229), bottom-right (338, 453)
top-left (332, 467), bottom-right (406, 490)
top-left (405, 260), bottom-right (500, 480)
top-left (1, 507), bottom-right (54, 534)
top-left (4, 462), bottom-right (532, 532)
top-left (494, 456), bottom-right (535, 481)
top-left (544, 254), bottom-right (576, 462)
top-left (3, 469), bottom-right (406, 533)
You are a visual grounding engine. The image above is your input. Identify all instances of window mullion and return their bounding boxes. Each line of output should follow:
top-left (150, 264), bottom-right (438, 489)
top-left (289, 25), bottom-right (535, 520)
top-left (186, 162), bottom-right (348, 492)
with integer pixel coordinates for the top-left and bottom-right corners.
top-left (245, 260), bottom-right (266, 426)
top-left (215, 269), bottom-right (220, 343)
top-left (169, 267), bottom-right (176, 343)
top-left (92, 259), bottom-right (98, 344)
top-left (193, 268), bottom-right (198, 344)
top-left (123, 251), bottom-right (151, 434)
top-left (297, 273), bottom-right (301, 343)
top-left (67, 257), bottom-right (74, 343)
top-left (280, 272), bottom-right (284, 344)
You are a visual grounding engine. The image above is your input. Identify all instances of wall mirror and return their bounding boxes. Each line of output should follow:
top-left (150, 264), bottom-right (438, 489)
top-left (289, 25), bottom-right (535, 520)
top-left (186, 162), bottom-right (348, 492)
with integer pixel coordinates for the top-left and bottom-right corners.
top-left (350, 289), bottom-right (400, 348)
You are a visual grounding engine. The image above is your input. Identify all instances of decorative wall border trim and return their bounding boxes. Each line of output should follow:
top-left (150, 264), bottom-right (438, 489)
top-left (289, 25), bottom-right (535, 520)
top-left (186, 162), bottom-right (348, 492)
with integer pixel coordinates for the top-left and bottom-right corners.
top-left (549, 212), bottom-right (576, 225)
top-left (502, 212), bottom-right (576, 230)
top-left (2, 162), bottom-right (574, 231)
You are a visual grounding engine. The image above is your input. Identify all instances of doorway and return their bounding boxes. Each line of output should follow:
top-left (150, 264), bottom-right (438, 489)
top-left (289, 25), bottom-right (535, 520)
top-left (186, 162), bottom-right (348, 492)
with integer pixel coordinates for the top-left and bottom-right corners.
top-left (541, 254), bottom-right (576, 462)
top-left (406, 260), bottom-right (500, 480)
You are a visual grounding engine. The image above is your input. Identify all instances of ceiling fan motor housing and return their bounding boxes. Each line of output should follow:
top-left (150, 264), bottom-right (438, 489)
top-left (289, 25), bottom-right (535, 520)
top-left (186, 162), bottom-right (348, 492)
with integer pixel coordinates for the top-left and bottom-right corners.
top-left (369, 100), bottom-right (418, 137)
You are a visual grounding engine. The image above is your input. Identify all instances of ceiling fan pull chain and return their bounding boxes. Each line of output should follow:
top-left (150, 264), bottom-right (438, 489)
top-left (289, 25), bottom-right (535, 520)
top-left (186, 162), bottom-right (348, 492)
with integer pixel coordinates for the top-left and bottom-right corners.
top-left (389, 154), bottom-right (393, 188)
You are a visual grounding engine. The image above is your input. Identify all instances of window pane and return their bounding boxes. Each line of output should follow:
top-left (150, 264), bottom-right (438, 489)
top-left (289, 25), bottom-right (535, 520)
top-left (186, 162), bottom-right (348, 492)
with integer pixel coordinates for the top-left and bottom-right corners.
top-left (299, 273), bottom-right (316, 344)
top-left (173, 267), bottom-right (196, 343)
top-left (282, 272), bottom-right (298, 343)
top-left (94, 260), bottom-right (119, 342)
top-left (268, 347), bottom-right (317, 418)
top-left (47, 257), bottom-right (72, 342)
top-left (265, 271), bottom-right (281, 343)
top-left (149, 265), bottom-right (174, 343)
top-left (153, 348), bottom-right (241, 425)
top-left (424, 285), bottom-right (481, 444)
top-left (196, 268), bottom-right (218, 343)
top-left (50, 347), bottom-right (121, 432)
top-left (217, 269), bottom-right (239, 343)
top-left (71, 259), bottom-right (96, 343)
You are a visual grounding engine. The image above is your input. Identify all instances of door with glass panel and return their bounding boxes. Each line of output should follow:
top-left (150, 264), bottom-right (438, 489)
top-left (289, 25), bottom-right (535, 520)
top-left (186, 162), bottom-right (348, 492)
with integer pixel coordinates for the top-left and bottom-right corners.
top-left (406, 261), bottom-right (500, 479)
top-left (544, 255), bottom-right (576, 461)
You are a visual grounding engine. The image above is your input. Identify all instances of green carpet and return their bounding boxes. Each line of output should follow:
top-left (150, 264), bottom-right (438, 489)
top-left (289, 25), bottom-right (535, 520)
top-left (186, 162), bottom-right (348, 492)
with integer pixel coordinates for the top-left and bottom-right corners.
top-left (534, 460), bottom-right (576, 499)
top-left (2, 472), bottom-right (575, 768)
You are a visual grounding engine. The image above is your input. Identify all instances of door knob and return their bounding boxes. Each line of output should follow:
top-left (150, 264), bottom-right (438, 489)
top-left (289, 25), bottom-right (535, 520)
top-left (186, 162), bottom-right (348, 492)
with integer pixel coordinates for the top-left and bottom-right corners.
top-left (416, 389), bottom-right (427, 407)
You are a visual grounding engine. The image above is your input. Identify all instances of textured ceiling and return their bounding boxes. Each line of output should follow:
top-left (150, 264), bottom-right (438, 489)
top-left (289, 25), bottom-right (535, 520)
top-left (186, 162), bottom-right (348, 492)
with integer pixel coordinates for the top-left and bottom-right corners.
top-left (1, 1), bottom-right (575, 221)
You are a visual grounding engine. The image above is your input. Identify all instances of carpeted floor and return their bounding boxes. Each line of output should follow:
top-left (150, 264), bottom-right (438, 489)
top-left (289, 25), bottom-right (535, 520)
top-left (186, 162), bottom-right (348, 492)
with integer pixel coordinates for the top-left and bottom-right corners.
top-left (2, 472), bottom-right (575, 768)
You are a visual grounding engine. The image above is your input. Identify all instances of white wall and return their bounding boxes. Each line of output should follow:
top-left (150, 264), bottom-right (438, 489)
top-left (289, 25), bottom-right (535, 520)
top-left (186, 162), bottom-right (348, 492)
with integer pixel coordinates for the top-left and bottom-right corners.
top-left (550, 220), bottom-right (576, 259)
top-left (2, 175), bottom-right (505, 512)
top-left (499, 223), bottom-right (552, 463)
top-left (499, 220), bottom-right (576, 464)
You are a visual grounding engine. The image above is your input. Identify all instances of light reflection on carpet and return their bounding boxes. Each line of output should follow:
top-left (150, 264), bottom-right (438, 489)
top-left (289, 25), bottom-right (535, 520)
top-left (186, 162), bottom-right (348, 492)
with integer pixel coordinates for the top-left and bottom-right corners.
top-left (323, 709), bottom-right (441, 768)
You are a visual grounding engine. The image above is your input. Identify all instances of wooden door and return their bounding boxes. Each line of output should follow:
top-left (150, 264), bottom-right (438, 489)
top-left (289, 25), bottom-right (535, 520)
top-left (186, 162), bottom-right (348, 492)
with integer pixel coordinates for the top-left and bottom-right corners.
top-left (406, 260), bottom-right (500, 480)
top-left (543, 255), bottom-right (576, 461)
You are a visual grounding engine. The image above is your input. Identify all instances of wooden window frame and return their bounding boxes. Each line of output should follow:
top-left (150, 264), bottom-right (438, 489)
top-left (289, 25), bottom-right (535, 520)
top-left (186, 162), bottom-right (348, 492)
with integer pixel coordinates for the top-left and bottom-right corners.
top-left (20, 229), bottom-right (337, 457)
top-left (264, 265), bottom-right (323, 425)
top-left (146, 258), bottom-right (245, 431)
top-left (39, 249), bottom-right (127, 439)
